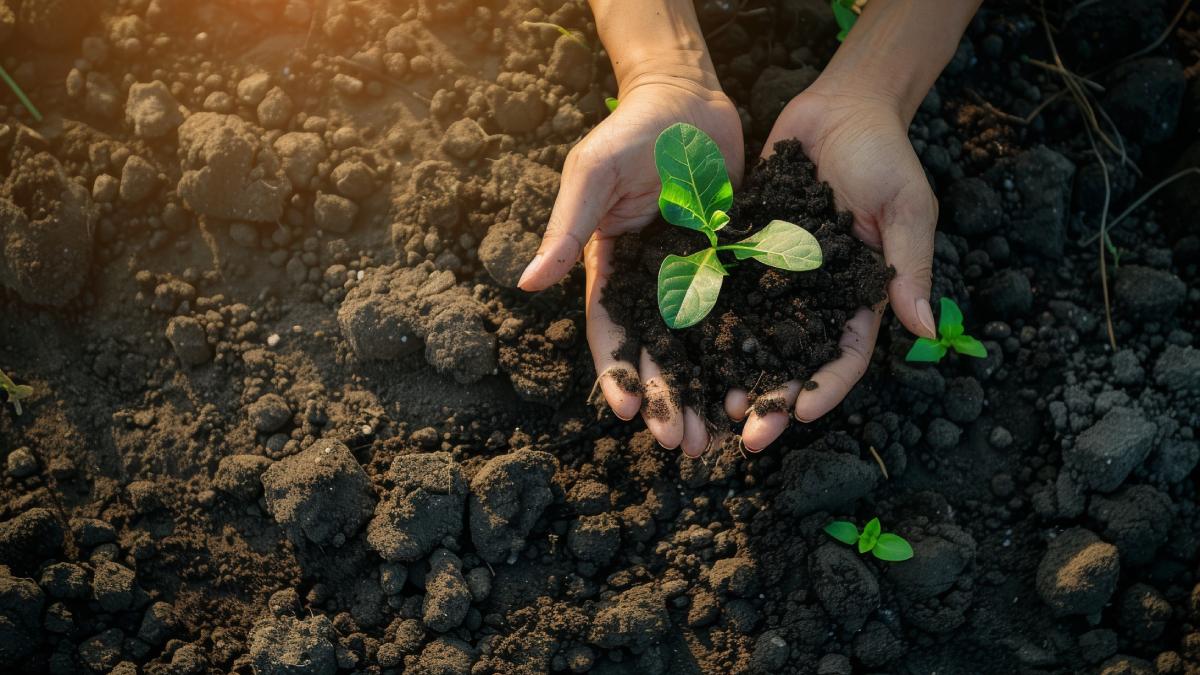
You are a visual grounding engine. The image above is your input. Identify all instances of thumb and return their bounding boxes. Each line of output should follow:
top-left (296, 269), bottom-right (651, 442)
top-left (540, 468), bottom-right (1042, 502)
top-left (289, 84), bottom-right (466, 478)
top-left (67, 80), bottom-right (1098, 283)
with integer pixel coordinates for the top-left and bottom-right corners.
top-left (879, 180), bottom-right (938, 340)
top-left (518, 147), bottom-right (617, 292)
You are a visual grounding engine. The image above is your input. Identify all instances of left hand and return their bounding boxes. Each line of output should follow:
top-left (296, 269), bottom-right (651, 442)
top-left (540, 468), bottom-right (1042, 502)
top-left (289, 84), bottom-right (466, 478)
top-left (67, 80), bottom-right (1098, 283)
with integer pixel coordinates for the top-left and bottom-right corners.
top-left (729, 81), bottom-right (939, 451)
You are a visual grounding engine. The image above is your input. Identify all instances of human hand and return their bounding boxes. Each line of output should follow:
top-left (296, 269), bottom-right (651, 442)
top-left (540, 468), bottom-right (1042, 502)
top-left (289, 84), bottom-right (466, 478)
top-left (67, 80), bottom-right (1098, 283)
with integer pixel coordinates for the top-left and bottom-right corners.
top-left (518, 74), bottom-right (743, 455)
top-left (729, 82), bottom-right (939, 451)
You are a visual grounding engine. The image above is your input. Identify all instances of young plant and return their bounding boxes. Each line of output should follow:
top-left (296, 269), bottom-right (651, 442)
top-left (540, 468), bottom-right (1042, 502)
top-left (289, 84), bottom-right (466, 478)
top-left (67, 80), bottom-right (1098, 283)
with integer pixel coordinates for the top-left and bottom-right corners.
top-left (830, 0), bottom-right (859, 42)
top-left (904, 297), bottom-right (987, 362)
top-left (824, 517), bottom-right (914, 562)
top-left (0, 369), bottom-right (33, 416)
top-left (0, 64), bottom-right (43, 122)
top-left (605, 97), bottom-right (619, 113)
top-left (654, 123), bottom-right (823, 329)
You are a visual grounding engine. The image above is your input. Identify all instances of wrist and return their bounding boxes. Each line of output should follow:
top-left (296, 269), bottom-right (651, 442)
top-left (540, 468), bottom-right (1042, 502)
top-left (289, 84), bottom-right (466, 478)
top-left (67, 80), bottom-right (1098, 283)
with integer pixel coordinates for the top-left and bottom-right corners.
top-left (589, 0), bottom-right (720, 94)
top-left (819, 0), bottom-right (981, 123)
top-left (614, 49), bottom-right (723, 97)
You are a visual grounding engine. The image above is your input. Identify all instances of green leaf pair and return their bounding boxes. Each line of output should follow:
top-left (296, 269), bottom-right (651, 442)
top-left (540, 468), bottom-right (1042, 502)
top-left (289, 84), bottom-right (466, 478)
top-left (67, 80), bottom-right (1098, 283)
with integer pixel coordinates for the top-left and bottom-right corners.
top-left (0, 369), bottom-right (33, 416)
top-left (830, 0), bottom-right (858, 42)
top-left (904, 297), bottom-right (988, 363)
top-left (654, 123), bottom-right (824, 329)
top-left (824, 517), bottom-right (914, 562)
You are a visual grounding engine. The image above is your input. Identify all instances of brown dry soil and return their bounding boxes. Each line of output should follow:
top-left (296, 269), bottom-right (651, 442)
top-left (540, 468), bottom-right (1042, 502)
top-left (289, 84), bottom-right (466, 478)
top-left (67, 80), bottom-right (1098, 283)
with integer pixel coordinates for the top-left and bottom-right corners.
top-left (602, 140), bottom-right (891, 425)
top-left (2, 1), bottom-right (1200, 675)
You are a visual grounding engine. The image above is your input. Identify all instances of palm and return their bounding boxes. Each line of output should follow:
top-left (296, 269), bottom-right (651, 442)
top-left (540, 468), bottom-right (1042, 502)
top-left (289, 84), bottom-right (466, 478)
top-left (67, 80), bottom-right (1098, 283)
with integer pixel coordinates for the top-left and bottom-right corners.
top-left (732, 88), bottom-right (938, 450)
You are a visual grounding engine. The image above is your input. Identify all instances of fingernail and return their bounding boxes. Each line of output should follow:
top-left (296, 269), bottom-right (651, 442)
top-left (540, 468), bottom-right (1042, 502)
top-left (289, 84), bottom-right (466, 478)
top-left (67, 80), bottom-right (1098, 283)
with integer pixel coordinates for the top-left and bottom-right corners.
top-left (915, 297), bottom-right (938, 338)
top-left (517, 253), bottom-right (544, 290)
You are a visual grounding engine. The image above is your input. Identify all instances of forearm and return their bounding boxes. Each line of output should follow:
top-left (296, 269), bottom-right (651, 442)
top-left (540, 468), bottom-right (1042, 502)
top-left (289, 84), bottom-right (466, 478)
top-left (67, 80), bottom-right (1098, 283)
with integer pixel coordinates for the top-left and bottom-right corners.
top-left (819, 0), bottom-right (982, 121)
top-left (589, 0), bottom-right (720, 91)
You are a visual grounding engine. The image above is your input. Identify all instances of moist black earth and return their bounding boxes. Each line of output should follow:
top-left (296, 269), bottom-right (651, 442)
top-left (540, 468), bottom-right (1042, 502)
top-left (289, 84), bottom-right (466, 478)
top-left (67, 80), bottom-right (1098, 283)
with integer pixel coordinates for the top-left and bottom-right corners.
top-left (602, 140), bottom-right (891, 426)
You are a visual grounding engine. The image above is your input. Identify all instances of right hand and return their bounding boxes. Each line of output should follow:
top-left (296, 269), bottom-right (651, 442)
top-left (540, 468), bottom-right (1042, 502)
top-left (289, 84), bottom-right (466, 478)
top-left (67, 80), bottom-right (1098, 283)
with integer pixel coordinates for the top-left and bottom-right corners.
top-left (517, 74), bottom-right (743, 456)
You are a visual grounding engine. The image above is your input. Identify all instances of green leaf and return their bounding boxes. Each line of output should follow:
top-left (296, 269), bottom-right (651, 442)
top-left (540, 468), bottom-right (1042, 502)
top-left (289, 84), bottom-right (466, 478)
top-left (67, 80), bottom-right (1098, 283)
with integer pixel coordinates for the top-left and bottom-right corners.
top-left (905, 337), bottom-right (948, 363)
top-left (858, 517), bottom-right (881, 553)
top-left (0, 370), bottom-right (13, 390)
top-left (830, 0), bottom-right (857, 42)
top-left (654, 123), bottom-right (733, 233)
top-left (951, 335), bottom-right (988, 358)
top-left (824, 520), bottom-right (860, 546)
top-left (872, 533), bottom-right (914, 562)
top-left (938, 297), bottom-right (964, 336)
top-left (731, 220), bottom-right (823, 271)
top-left (605, 97), bottom-right (619, 113)
top-left (658, 249), bottom-right (727, 329)
top-left (710, 210), bottom-right (730, 232)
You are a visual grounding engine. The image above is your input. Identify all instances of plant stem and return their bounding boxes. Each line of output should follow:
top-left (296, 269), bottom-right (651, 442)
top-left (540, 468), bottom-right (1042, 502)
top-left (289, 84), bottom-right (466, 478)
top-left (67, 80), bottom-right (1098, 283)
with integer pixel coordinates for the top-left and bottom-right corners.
top-left (0, 64), bottom-right (43, 122)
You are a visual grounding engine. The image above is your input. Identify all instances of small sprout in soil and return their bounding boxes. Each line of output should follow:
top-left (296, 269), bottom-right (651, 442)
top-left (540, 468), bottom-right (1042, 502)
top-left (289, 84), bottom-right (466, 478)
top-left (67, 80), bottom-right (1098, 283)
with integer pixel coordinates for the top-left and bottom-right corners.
top-left (0, 369), bottom-right (33, 416)
top-left (605, 96), bottom-right (619, 113)
top-left (904, 297), bottom-right (987, 363)
top-left (521, 20), bottom-right (587, 47)
top-left (654, 123), bottom-right (823, 329)
top-left (824, 517), bottom-right (914, 562)
top-left (830, 0), bottom-right (860, 42)
top-left (0, 64), bottom-right (43, 123)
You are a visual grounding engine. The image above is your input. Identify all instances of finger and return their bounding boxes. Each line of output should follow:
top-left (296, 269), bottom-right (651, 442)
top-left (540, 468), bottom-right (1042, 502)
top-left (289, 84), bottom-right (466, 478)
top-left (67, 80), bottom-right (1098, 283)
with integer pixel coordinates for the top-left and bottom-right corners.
top-left (880, 179), bottom-right (938, 339)
top-left (794, 306), bottom-right (883, 422)
top-left (639, 349), bottom-right (684, 449)
top-left (518, 144), bottom-right (618, 291)
top-left (724, 389), bottom-right (749, 422)
top-left (741, 381), bottom-right (802, 452)
top-left (584, 237), bottom-right (641, 420)
top-left (681, 407), bottom-right (708, 458)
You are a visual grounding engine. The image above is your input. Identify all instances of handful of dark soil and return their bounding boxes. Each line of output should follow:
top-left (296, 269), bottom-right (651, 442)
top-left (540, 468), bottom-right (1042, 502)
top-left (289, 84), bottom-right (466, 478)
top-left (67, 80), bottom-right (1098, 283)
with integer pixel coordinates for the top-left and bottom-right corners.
top-left (601, 140), bottom-right (892, 426)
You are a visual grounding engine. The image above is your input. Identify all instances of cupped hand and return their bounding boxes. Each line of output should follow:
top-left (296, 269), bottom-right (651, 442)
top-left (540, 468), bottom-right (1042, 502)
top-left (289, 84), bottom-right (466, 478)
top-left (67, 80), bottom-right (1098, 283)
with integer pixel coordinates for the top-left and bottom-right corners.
top-left (731, 84), bottom-right (939, 451)
top-left (517, 75), bottom-right (743, 455)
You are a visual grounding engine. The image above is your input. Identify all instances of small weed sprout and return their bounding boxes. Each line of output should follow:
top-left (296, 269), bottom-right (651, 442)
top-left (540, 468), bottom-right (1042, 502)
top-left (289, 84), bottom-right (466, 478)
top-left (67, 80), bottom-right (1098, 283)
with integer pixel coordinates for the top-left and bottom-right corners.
top-left (605, 97), bottom-right (619, 113)
top-left (0, 369), bottom-right (33, 416)
top-left (830, 0), bottom-right (860, 42)
top-left (0, 64), bottom-right (43, 122)
top-left (905, 297), bottom-right (987, 363)
top-left (824, 517), bottom-right (913, 562)
top-left (654, 123), bottom-right (823, 328)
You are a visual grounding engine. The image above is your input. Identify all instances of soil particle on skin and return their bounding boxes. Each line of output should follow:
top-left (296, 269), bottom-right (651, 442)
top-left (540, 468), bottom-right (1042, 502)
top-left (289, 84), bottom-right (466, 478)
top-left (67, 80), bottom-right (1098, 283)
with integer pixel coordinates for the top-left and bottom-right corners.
top-left (601, 140), bottom-right (891, 425)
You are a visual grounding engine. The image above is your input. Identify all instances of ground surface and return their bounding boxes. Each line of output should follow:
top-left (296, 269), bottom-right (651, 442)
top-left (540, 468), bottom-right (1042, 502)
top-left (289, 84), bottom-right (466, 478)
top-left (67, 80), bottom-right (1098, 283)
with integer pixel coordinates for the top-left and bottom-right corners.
top-left (1, 0), bottom-right (1199, 674)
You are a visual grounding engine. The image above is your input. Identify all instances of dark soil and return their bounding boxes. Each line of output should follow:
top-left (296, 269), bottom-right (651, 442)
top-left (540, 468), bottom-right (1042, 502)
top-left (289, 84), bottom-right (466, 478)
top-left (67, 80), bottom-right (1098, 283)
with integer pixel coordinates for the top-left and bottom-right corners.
top-left (1, 1), bottom-right (1199, 674)
top-left (602, 140), bottom-right (891, 424)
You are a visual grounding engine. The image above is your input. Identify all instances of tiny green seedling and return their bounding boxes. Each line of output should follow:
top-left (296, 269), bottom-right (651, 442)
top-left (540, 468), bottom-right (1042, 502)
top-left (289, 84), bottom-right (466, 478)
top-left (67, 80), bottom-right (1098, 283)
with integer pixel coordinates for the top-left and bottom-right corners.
top-left (0, 64), bottom-right (43, 122)
top-left (905, 297), bottom-right (987, 362)
top-left (521, 20), bottom-right (587, 47)
top-left (830, 0), bottom-right (859, 42)
top-left (604, 97), bottom-right (619, 113)
top-left (0, 369), bottom-right (33, 416)
top-left (654, 123), bottom-right (823, 329)
top-left (824, 517), bottom-right (913, 562)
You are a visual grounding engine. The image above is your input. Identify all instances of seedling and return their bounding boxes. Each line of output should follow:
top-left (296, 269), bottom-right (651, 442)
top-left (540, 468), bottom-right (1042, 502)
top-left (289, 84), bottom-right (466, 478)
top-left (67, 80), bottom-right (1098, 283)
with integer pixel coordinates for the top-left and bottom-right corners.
top-left (830, 0), bottom-right (860, 42)
top-left (0, 64), bottom-right (43, 122)
top-left (605, 97), bottom-right (619, 113)
top-left (0, 369), bottom-right (33, 416)
top-left (654, 123), bottom-right (823, 328)
top-left (824, 517), bottom-right (913, 562)
top-left (521, 21), bottom-right (587, 47)
top-left (904, 297), bottom-right (987, 362)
